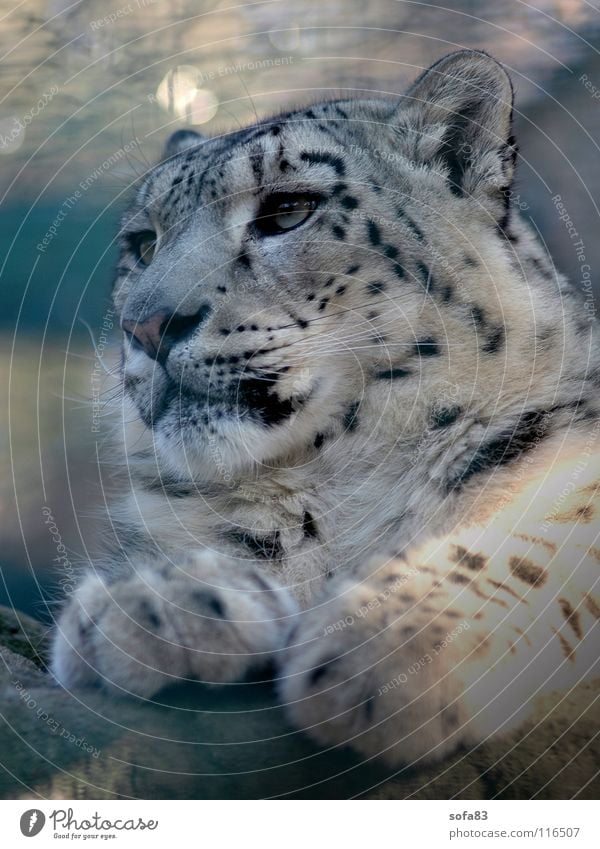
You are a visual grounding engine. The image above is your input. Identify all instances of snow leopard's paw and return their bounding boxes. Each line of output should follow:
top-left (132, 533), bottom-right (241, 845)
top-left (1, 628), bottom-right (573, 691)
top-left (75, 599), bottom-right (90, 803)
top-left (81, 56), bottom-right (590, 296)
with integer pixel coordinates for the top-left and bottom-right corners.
top-left (279, 563), bottom-right (478, 766)
top-left (51, 551), bottom-right (296, 698)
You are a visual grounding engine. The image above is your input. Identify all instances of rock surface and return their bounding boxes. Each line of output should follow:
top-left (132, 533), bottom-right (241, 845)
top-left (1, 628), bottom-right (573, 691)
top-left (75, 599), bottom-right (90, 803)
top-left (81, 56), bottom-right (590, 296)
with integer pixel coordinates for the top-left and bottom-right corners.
top-left (1, 605), bottom-right (598, 799)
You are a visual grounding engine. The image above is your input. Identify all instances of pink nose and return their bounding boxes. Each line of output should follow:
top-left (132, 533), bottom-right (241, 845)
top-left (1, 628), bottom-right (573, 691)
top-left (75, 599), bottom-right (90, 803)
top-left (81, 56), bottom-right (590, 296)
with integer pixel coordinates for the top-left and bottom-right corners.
top-left (121, 303), bottom-right (213, 362)
top-left (122, 311), bottom-right (171, 360)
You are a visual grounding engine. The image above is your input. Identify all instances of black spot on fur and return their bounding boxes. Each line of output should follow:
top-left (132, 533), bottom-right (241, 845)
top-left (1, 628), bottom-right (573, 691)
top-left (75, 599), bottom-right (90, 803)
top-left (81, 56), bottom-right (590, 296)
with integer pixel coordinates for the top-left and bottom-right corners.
top-left (124, 374), bottom-right (142, 392)
top-left (139, 600), bottom-right (161, 630)
top-left (438, 102), bottom-right (482, 195)
top-left (227, 530), bottom-right (284, 561)
top-left (239, 375), bottom-right (296, 426)
top-left (302, 511), bottom-right (319, 540)
top-left (192, 590), bottom-right (226, 618)
top-left (417, 262), bottom-right (434, 292)
top-left (309, 662), bottom-right (331, 685)
top-left (368, 281), bottom-right (386, 295)
top-left (392, 260), bottom-right (406, 280)
top-left (559, 598), bottom-right (583, 639)
top-left (238, 250), bottom-right (252, 269)
top-left (375, 367), bottom-right (411, 380)
top-left (469, 304), bottom-right (506, 353)
top-left (510, 556), bottom-right (547, 587)
top-left (396, 209), bottom-right (424, 241)
top-left (367, 220), bottom-right (382, 246)
top-left (341, 196), bottom-right (359, 210)
top-left (332, 225), bottom-right (346, 240)
top-left (414, 338), bottom-right (440, 357)
top-left (343, 400), bottom-right (360, 432)
top-left (483, 325), bottom-right (505, 354)
top-left (451, 545), bottom-right (487, 571)
top-left (314, 432), bottom-right (325, 448)
top-left (300, 150), bottom-right (346, 176)
top-left (447, 409), bottom-right (553, 491)
top-left (432, 406), bottom-right (462, 428)
top-left (346, 264), bottom-right (360, 275)
top-left (440, 284), bottom-right (454, 303)
top-left (470, 305), bottom-right (487, 329)
top-left (332, 182), bottom-right (347, 195)
top-left (449, 571), bottom-right (470, 585)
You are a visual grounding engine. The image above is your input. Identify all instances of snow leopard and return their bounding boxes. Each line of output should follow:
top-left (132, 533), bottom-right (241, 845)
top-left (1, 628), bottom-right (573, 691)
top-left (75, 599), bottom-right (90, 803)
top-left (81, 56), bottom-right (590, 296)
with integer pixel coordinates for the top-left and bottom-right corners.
top-left (52, 50), bottom-right (600, 767)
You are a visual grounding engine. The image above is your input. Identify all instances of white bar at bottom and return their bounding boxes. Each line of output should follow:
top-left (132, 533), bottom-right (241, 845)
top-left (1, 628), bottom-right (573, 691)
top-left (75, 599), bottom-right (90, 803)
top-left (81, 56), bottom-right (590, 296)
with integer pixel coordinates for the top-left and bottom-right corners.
top-left (0, 799), bottom-right (597, 847)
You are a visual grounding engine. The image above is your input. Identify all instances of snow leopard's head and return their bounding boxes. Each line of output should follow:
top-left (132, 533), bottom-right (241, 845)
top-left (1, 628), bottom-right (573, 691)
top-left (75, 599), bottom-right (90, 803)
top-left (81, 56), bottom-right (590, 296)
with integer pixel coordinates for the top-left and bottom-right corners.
top-left (114, 50), bottom-right (526, 480)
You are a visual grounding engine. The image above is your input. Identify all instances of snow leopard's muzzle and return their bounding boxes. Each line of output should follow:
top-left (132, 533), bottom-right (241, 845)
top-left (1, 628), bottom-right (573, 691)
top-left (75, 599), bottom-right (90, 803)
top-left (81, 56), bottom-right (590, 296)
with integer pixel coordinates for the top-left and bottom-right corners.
top-left (120, 301), bottom-right (316, 432)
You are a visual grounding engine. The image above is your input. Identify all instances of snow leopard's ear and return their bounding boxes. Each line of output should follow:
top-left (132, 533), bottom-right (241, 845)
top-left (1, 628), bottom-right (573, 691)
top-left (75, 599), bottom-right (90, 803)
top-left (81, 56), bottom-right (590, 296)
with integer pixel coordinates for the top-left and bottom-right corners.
top-left (161, 129), bottom-right (204, 161)
top-left (400, 50), bottom-right (517, 205)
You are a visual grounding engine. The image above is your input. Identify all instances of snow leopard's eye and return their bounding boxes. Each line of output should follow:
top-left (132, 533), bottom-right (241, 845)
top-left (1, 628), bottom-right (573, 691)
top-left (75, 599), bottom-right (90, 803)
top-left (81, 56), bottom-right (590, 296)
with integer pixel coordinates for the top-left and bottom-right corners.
top-left (131, 231), bottom-right (157, 266)
top-left (255, 194), bottom-right (321, 236)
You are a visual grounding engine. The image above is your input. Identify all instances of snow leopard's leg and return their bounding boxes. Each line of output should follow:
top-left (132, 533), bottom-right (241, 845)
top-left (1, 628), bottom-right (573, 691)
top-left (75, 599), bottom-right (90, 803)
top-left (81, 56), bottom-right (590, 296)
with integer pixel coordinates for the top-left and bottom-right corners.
top-left (51, 551), bottom-right (298, 697)
top-left (280, 523), bottom-right (600, 766)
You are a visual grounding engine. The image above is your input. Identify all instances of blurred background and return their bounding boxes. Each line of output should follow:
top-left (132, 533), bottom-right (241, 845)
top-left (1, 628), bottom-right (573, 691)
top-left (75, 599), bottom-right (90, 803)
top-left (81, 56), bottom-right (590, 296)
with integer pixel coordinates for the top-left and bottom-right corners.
top-left (1, 0), bottom-right (600, 622)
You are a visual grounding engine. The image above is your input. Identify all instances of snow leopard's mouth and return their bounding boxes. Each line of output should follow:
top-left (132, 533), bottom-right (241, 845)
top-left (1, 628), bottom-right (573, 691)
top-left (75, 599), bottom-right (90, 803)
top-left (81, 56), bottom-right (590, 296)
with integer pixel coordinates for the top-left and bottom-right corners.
top-left (137, 369), bottom-right (305, 432)
top-left (133, 367), bottom-right (323, 479)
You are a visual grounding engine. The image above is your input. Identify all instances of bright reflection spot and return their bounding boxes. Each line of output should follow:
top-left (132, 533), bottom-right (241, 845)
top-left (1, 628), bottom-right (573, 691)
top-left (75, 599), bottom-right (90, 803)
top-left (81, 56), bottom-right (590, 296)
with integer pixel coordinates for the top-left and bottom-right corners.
top-left (0, 117), bottom-right (25, 154)
top-left (156, 66), bottom-right (218, 125)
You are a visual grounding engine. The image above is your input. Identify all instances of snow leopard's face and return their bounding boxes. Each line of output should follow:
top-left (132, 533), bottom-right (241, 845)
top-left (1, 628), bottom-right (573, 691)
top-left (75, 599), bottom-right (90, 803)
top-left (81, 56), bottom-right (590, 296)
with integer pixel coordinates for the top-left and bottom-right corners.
top-left (113, 54), bottom-right (517, 479)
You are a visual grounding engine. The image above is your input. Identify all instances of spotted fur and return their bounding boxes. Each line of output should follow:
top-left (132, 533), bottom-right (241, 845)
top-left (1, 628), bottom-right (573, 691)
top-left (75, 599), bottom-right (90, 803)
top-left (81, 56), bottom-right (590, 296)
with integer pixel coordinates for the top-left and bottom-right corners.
top-left (52, 51), bottom-right (600, 767)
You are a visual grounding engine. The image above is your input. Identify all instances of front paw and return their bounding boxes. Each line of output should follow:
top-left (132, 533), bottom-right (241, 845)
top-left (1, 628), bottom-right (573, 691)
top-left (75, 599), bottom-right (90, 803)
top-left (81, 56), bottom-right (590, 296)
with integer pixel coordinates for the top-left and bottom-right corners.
top-left (279, 571), bottom-right (476, 766)
top-left (51, 552), bottom-right (294, 698)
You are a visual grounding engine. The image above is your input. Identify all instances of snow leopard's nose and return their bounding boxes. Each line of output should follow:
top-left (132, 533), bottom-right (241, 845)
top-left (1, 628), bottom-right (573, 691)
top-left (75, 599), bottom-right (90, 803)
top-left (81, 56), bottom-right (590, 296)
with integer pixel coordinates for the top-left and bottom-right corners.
top-left (122, 303), bottom-right (212, 364)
